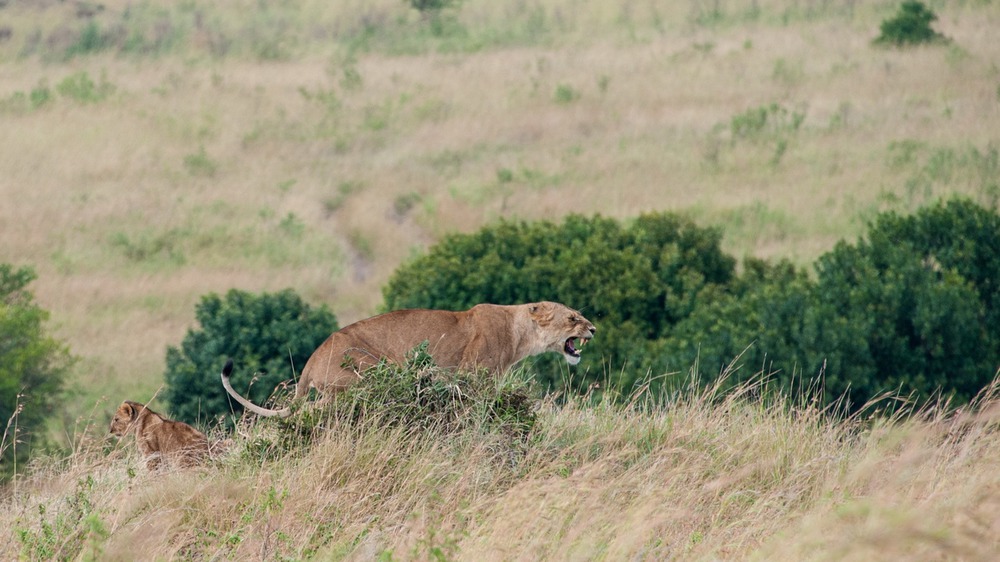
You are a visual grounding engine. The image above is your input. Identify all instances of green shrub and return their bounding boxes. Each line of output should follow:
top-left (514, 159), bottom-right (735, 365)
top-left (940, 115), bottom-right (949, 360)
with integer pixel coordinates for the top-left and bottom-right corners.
top-left (730, 103), bottom-right (804, 141)
top-left (236, 342), bottom-right (536, 463)
top-left (56, 71), bottom-right (115, 104)
top-left (163, 288), bottom-right (338, 425)
top-left (383, 213), bottom-right (736, 392)
top-left (664, 200), bottom-right (1000, 410)
top-left (182, 146), bottom-right (218, 177)
top-left (333, 342), bottom-right (536, 436)
top-left (659, 258), bottom-right (816, 390)
top-left (554, 84), bottom-right (580, 105)
top-left (0, 265), bottom-right (73, 481)
top-left (64, 21), bottom-right (113, 58)
top-left (16, 476), bottom-right (103, 560)
top-left (810, 200), bottom-right (1000, 406)
top-left (875, 1), bottom-right (948, 47)
top-left (408, 0), bottom-right (461, 15)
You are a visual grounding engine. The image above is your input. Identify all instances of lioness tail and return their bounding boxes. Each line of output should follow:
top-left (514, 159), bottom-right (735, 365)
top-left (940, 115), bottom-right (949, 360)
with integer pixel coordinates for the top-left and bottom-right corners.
top-left (220, 359), bottom-right (292, 418)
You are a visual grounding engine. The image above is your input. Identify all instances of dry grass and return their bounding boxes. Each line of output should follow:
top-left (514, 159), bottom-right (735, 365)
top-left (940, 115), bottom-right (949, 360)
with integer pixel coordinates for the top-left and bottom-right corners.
top-left (1, 2), bottom-right (1000, 556)
top-left (4, 370), bottom-right (1000, 560)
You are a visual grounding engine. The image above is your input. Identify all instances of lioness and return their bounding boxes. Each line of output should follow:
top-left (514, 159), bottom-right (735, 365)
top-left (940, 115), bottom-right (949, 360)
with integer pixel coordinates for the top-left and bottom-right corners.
top-left (109, 400), bottom-right (210, 471)
top-left (222, 301), bottom-right (596, 418)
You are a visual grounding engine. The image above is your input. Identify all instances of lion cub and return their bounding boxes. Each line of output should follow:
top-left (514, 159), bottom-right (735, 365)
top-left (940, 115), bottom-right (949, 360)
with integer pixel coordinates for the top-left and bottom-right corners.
top-left (109, 400), bottom-right (210, 471)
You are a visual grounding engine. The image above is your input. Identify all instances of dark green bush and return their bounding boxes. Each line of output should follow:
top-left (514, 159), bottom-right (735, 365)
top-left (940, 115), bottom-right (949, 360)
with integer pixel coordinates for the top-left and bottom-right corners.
top-left (659, 258), bottom-right (816, 388)
top-left (810, 200), bottom-right (1000, 406)
top-left (0, 265), bottom-right (73, 481)
top-left (664, 200), bottom-right (1000, 410)
top-left (163, 288), bottom-right (338, 425)
top-left (383, 213), bottom-right (736, 392)
top-left (409, 0), bottom-right (459, 13)
top-left (875, 1), bottom-right (948, 47)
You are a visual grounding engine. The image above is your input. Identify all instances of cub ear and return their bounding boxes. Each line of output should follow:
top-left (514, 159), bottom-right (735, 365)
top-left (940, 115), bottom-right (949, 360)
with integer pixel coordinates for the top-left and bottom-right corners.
top-left (123, 402), bottom-right (140, 420)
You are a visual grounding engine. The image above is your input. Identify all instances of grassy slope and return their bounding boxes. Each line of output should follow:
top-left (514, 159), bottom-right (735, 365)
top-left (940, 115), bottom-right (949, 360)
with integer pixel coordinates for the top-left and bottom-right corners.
top-left (1, 0), bottom-right (1000, 557)
top-left (5, 371), bottom-right (1000, 560)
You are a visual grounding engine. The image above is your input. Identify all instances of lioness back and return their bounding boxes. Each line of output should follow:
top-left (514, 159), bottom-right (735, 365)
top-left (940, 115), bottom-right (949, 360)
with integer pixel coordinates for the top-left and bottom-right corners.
top-left (222, 301), bottom-right (595, 418)
top-left (295, 308), bottom-right (462, 394)
top-left (297, 302), bottom-right (595, 397)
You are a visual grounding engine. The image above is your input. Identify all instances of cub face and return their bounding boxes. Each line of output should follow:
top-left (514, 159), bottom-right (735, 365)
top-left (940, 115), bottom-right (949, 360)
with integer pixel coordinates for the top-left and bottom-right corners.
top-left (109, 401), bottom-right (139, 437)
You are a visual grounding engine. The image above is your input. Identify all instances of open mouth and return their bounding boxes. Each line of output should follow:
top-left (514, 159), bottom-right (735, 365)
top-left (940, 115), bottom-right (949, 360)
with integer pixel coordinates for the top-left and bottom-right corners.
top-left (564, 336), bottom-right (591, 359)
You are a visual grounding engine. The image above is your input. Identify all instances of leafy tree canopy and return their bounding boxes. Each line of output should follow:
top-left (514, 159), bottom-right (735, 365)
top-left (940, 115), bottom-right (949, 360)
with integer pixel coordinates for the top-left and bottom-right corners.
top-left (164, 288), bottom-right (338, 425)
top-left (0, 264), bottom-right (72, 480)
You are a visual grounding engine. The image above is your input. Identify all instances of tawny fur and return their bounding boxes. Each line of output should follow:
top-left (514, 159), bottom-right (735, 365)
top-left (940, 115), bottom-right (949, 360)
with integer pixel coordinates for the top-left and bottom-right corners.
top-left (222, 301), bottom-right (596, 418)
top-left (109, 400), bottom-right (210, 471)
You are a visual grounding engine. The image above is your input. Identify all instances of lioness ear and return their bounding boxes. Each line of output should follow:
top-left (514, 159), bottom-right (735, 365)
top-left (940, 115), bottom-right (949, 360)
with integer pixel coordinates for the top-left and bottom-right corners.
top-left (124, 402), bottom-right (138, 420)
top-left (528, 302), bottom-right (552, 323)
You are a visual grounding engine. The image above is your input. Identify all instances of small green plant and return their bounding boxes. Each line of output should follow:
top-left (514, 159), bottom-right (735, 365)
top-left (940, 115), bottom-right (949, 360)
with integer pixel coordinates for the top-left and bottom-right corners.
top-left (29, 81), bottom-right (53, 109)
top-left (109, 228), bottom-right (187, 266)
top-left (339, 59), bottom-right (364, 91)
top-left (554, 83), bottom-right (580, 105)
top-left (298, 85), bottom-right (341, 114)
top-left (393, 192), bottom-right (423, 219)
top-left (771, 138), bottom-right (789, 167)
top-left (183, 146), bottom-right (218, 177)
top-left (348, 229), bottom-right (375, 261)
top-left (278, 212), bottom-right (306, 238)
top-left (874, 1), bottom-right (948, 47)
top-left (56, 71), bottom-right (115, 104)
top-left (597, 75), bottom-right (611, 94)
top-left (771, 58), bottom-right (804, 86)
top-left (730, 103), bottom-right (804, 140)
top-left (0, 81), bottom-right (53, 115)
top-left (496, 168), bottom-right (514, 184)
top-left (323, 180), bottom-right (365, 214)
top-left (408, 0), bottom-right (461, 16)
top-left (64, 21), bottom-right (112, 58)
top-left (363, 100), bottom-right (394, 131)
top-left (16, 476), bottom-right (104, 560)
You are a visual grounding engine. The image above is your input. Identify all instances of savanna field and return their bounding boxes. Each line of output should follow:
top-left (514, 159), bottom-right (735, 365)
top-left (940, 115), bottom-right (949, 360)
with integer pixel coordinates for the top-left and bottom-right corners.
top-left (2, 0), bottom-right (1000, 559)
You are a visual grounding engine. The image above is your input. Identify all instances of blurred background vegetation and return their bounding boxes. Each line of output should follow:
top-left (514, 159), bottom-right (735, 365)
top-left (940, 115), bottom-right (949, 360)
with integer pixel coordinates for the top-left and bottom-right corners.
top-left (2, 0), bottom-right (999, 475)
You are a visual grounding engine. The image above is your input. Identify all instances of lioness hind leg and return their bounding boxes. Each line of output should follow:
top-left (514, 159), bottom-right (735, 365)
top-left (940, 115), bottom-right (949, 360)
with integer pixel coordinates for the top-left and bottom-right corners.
top-left (145, 453), bottom-right (163, 472)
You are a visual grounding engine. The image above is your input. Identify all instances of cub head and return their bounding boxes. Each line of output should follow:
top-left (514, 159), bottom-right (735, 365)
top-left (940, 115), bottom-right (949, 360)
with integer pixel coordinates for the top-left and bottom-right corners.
top-left (529, 302), bottom-right (596, 365)
top-left (109, 400), bottom-right (145, 437)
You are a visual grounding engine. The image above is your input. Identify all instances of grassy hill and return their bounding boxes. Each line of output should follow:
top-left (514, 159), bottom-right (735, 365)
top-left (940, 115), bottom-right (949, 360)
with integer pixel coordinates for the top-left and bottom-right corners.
top-left (6, 364), bottom-right (1000, 560)
top-left (2, 0), bottom-right (1000, 558)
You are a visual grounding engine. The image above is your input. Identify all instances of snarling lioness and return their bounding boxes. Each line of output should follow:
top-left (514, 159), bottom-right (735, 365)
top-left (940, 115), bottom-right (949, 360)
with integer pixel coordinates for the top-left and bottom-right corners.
top-left (109, 400), bottom-right (210, 471)
top-left (222, 301), bottom-right (596, 418)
